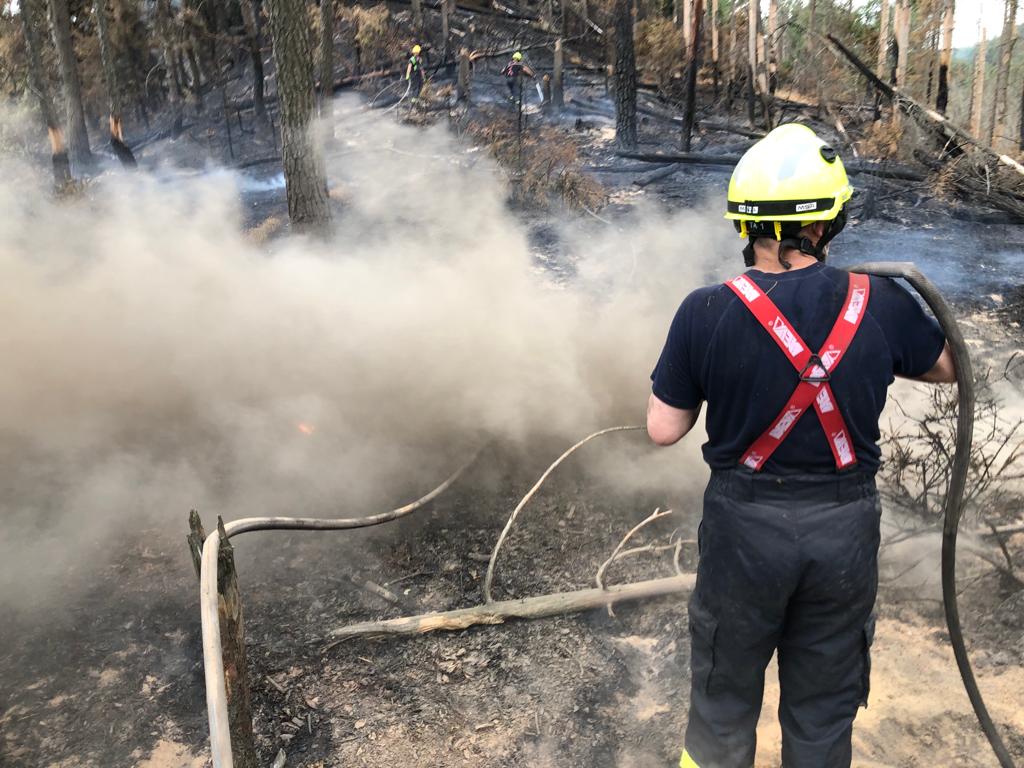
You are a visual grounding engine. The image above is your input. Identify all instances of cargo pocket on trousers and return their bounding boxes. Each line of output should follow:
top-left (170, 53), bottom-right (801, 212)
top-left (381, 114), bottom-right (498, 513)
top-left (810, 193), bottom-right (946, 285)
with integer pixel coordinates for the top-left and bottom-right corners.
top-left (688, 597), bottom-right (719, 694)
top-left (859, 614), bottom-right (876, 707)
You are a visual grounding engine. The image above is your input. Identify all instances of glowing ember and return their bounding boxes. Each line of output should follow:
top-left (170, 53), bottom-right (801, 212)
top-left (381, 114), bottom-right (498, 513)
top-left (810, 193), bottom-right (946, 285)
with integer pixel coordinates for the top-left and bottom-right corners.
top-left (297, 422), bottom-right (316, 436)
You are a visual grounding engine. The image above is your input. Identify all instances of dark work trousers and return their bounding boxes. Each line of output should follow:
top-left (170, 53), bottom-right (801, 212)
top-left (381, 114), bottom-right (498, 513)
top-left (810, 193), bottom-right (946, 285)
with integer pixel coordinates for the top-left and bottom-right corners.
top-left (684, 469), bottom-right (881, 768)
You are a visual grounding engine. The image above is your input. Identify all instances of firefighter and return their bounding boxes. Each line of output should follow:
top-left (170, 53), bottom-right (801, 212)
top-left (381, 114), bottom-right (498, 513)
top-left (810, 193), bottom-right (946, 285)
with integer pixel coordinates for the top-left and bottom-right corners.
top-left (647, 123), bottom-right (956, 768)
top-left (502, 51), bottom-right (534, 101)
top-left (406, 44), bottom-right (425, 100)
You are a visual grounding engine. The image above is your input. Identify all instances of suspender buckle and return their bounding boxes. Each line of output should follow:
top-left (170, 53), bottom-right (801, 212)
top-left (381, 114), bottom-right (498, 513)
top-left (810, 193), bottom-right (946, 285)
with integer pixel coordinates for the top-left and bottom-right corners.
top-left (798, 354), bottom-right (831, 383)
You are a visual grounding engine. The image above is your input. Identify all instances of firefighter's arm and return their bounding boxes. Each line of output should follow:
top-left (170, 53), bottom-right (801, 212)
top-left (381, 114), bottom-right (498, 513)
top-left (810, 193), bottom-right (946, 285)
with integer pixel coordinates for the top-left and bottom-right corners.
top-left (405, 62), bottom-right (412, 79)
top-left (913, 342), bottom-right (956, 383)
top-left (647, 393), bottom-right (700, 446)
top-left (523, 64), bottom-right (535, 78)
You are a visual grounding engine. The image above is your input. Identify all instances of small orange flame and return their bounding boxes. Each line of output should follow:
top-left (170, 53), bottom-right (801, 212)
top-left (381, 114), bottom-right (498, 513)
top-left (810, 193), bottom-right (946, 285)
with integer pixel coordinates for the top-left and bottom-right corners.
top-left (297, 422), bottom-right (316, 436)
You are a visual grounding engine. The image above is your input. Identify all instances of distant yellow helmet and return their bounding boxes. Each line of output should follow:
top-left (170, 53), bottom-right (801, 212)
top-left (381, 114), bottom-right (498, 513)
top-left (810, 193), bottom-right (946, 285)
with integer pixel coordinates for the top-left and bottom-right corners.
top-left (412, 44), bottom-right (422, 54)
top-left (512, 51), bottom-right (523, 61)
top-left (726, 123), bottom-right (852, 225)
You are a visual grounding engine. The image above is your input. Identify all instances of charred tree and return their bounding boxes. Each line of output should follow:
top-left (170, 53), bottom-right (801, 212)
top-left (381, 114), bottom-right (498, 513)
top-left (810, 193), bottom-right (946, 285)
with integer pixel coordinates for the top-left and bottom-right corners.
top-left (766, 0), bottom-right (778, 94)
top-left (215, 519), bottom-right (258, 768)
top-left (935, 0), bottom-right (953, 114)
top-left (319, 0), bottom-right (334, 106)
top-left (969, 23), bottom-right (987, 139)
top-left (47, 0), bottom-right (92, 168)
top-left (155, 0), bottom-right (184, 133)
top-left (612, 0), bottom-right (637, 148)
top-left (240, 0), bottom-right (266, 120)
top-left (985, 0), bottom-right (1019, 147)
top-left (710, 0), bottom-right (719, 97)
top-left (265, 0), bottom-right (332, 230)
top-left (680, 0), bottom-right (703, 151)
top-left (552, 37), bottom-right (564, 108)
top-left (876, 0), bottom-right (890, 79)
top-left (21, 0), bottom-right (71, 186)
top-left (95, 0), bottom-right (137, 167)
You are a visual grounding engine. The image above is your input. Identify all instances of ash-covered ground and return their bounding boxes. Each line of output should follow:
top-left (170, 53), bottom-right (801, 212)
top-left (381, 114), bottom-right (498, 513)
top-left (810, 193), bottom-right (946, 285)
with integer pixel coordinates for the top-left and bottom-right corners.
top-left (1, 69), bottom-right (1023, 768)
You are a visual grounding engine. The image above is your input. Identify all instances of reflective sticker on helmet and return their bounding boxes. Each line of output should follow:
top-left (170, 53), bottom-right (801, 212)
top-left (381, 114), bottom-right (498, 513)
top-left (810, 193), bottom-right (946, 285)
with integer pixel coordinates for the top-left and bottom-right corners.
top-left (731, 275), bottom-right (761, 302)
top-left (737, 204), bottom-right (760, 214)
top-left (771, 317), bottom-right (804, 357)
top-left (795, 201), bottom-right (818, 212)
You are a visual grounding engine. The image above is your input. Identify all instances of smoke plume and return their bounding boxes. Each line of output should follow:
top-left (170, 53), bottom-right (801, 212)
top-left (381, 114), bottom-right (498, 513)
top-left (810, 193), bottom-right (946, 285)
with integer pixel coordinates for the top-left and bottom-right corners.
top-left (0, 98), bottom-right (735, 610)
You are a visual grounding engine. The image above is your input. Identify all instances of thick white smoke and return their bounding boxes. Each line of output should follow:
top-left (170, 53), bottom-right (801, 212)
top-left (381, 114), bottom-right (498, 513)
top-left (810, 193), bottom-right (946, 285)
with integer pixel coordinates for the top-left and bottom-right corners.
top-left (0, 97), bottom-right (736, 610)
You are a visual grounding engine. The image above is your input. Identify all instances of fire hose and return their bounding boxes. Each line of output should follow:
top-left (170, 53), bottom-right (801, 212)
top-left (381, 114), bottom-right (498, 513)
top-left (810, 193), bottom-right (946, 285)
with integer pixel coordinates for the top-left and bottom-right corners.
top-left (197, 264), bottom-right (1016, 767)
top-left (850, 262), bottom-right (1016, 768)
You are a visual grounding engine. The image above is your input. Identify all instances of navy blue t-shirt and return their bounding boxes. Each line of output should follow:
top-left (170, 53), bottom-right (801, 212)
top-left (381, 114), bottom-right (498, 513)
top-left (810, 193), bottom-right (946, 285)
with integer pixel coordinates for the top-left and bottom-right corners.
top-left (651, 262), bottom-right (946, 474)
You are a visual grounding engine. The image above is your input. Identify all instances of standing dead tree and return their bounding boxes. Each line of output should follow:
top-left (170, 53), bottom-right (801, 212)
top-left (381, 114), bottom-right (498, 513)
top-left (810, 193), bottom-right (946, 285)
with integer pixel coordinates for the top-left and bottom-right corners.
top-left (20, 0), bottom-right (71, 186)
top-left (240, 0), bottom-right (267, 120)
top-left (680, 0), bottom-right (703, 151)
top-left (320, 0), bottom-right (335, 107)
top-left (612, 0), bottom-right (637, 149)
top-left (969, 21), bottom-right (986, 139)
top-left (47, 0), bottom-right (92, 169)
top-left (154, 0), bottom-right (184, 133)
top-left (935, 0), bottom-right (954, 115)
top-left (985, 0), bottom-right (1018, 148)
top-left (265, 0), bottom-right (332, 230)
top-left (95, 0), bottom-right (137, 167)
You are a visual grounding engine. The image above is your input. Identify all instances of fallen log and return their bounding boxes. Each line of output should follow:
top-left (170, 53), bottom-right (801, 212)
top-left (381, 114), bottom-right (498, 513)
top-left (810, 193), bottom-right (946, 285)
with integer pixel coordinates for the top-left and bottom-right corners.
top-left (633, 162), bottom-right (681, 187)
top-left (616, 150), bottom-right (927, 182)
top-left (582, 162), bottom-right (673, 173)
top-left (825, 33), bottom-right (1024, 180)
top-left (325, 574), bottom-right (696, 642)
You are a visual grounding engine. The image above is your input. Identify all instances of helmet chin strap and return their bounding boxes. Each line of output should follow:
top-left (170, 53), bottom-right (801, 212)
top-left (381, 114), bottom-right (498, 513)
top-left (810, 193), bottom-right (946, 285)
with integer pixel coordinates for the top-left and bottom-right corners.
top-left (744, 207), bottom-right (848, 270)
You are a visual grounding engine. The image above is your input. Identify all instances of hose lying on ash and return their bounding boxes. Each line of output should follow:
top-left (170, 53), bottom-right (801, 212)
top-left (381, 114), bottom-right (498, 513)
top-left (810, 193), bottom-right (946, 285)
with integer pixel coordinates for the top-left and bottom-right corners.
top-left (200, 450), bottom-right (481, 768)
top-left (850, 262), bottom-right (1016, 768)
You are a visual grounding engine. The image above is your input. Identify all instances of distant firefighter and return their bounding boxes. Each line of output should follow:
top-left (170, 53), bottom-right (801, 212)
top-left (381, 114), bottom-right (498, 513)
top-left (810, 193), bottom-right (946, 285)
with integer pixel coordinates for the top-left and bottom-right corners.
top-left (406, 44), bottom-right (425, 100)
top-left (502, 51), bottom-right (534, 101)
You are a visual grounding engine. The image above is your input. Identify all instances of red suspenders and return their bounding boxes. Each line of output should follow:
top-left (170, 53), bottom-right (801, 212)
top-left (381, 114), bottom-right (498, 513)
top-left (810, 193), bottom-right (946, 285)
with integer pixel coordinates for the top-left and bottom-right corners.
top-left (725, 272), bottom-right (871, 472)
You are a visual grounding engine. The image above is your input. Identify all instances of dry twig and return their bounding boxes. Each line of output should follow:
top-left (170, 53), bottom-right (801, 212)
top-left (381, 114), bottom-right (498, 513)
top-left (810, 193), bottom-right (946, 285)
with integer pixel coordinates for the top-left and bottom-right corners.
top-left (483, 426), bottom-right (644, 603)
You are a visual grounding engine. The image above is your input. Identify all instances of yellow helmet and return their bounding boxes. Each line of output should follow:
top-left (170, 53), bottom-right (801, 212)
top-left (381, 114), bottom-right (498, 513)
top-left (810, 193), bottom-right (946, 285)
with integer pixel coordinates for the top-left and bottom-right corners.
top-left (512, 51), bottom-right (523, 61)
top-left (412, 44), bottom-right (422, 55)
top-left (726, 123), bottom-right (852, 226)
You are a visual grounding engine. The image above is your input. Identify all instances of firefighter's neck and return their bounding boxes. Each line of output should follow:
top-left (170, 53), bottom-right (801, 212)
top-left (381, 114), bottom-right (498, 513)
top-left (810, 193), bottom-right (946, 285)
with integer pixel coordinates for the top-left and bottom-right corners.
top-left (751, 224), bottom-right (825, 274)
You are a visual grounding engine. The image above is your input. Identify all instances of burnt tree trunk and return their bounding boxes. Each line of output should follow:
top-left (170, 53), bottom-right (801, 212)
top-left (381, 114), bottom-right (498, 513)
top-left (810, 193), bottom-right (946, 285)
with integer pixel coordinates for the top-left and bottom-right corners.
top-left (935, 0), bottom-right (953, 114)
top-left (969, 24), bottom-right (986, 139)
top-left (240, 0), bottom-right (266, 119)
top-left (215, 518), bottom-right (258, 768)
top-left (21, 0), bottom-right (71, 185)
top-left (95, 0), bottom-right (137, 167)
top-left (319, 0), bottom-right (334, 107)
top-left (986, 0), bottom-right (1018, 147)
top-left (1019, 76), bottom-right (1024, 150)
top-left (612, 0), bottom-right (637, 148)
top-left (710, 0), bottom-right (719, 98)
top-left (155, 0), bottom-right (184, 133)
top-left (680, 0), bottom-right (703, 151)
top-left (47, 0), bottom-right (92, 168)
top-left (265, 0), bottom-right (332, 230)
top-left (552, 37), bottom-right (564, 108)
